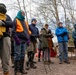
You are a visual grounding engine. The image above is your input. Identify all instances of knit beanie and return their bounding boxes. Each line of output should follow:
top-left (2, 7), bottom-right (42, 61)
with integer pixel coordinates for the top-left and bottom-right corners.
top-left (0, 3), bottom-right (7, 14)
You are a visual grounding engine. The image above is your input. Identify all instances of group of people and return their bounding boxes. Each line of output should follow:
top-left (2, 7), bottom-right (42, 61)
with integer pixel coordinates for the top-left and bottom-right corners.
top-left (1, 3), bottom-right (76, 75)
top-left (0, 3), bottom-right (55, 75)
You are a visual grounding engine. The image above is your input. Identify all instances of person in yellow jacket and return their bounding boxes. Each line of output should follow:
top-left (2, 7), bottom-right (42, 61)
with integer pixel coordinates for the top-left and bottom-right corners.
top-left (0, 3), bottom-right (13, 75)
top-left (0, 13), bottom-right (6, 37)
top-left (13, 10), bottom-right (31, 75)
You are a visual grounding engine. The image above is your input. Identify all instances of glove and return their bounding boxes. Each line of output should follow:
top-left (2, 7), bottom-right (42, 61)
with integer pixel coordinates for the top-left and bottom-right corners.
top-left (0, 20), bottom-right (5, 26)
top-left (14, 36), bottom-right (20, 45)
top-left (26, 39), bottom-right (30, 46)
top-left (64, 32), bottom-right (67, 34)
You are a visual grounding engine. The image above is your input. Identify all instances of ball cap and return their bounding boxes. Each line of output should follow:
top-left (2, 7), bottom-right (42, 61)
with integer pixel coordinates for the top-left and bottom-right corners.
top-left (31, 18), bottom-right (37, 22)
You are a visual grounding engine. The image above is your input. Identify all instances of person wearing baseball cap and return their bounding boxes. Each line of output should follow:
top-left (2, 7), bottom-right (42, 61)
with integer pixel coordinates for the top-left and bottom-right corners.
top-left (31, 18), bottom-right (37, 22)
top-left (26, 18), bottom-right (39, 69)
top-left (0, 3), bottom-right (13, 75)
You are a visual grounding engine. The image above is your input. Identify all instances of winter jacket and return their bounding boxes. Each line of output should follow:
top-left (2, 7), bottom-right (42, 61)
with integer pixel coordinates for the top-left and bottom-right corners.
top-left (2, 14), bottom-right (13, 37)
top-left (13, 19), bottom-right (30, 42)
top-left (55, 27), bottom-right (69, 43)
top-left (72, 24), bottom-right (76, 41)
top-left (40, 28), bottom-right (52, 49)
top-left (29, 24), bottom-right (39, 43)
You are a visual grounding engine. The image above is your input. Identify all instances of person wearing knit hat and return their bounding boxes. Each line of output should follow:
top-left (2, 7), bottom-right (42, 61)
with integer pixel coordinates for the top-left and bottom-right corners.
top-left (0, 3), bottom-right (13, 75)
top-left (0, 3), bottom-right (7, 14)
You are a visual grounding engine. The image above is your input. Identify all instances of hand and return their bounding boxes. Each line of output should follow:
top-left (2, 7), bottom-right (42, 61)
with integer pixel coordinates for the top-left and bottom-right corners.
top-left (61, 32), bottom-right (67, 36)
top-left (0, 20), bottom-right (5, 26)
top-left (14, 36), bottom-right (20, 45)
top-left (64, 32), bottom-right (67, 34)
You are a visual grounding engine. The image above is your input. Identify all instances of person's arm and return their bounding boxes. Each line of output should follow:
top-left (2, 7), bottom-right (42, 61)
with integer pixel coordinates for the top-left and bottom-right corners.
top-left (64, 28), bottom-right (69, 34)
top-left (12, 19), bottom-right (20, 45)
top-left (47, 33), bottom-right (53, 38)
top-left (12, 19), bottom-right (17, 37)
top-left (55, 28), bottom-right (64, 36)
top-left (41, 29), bottom-right (47, 37)
top-left (2, 15), bottom-right (13, 28)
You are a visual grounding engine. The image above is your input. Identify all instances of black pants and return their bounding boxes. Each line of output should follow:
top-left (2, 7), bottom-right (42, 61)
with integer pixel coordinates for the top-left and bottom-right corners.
top-left (27, 51), bottom-right (34, 62)
top-left (38, 50), bottom-right (41, 59)
top-left (74, 41), bottom-right (76, 48)
top-left (11, 40), bottom-right (14, 56)
top-left (38, 49), bottom-right (44, 59)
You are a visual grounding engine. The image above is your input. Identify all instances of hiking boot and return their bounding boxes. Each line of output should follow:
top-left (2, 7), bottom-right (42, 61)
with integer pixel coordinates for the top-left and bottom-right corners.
top-left (14, 61), bottom-right (21, 75)
top-left (33, 61), bottom-right (37, 64)
top-left (59, 61), bottom-right (63, 64)
top-left (12, 65), bottom-right (14, 68)
top-left (44, 61), bottom-right (50, 65)
top-left (42, 58), bottom-right (44, 61)
top-left (38, 59), bottom-right (40, 62)
top-left (4, 72), bottom-right (9, 75)
top-left (48, 60), bottom-right (54, 64)
top-left (26, 62), bottom-right (30, 70)
top-left (64, 61), bottom-right (70, 64)
top-left (15, 71), bottom-right (21, 75)
top-left (30, 62), bottom-right (37, 69)
top-left (20, 60), bottom-right (27, 74)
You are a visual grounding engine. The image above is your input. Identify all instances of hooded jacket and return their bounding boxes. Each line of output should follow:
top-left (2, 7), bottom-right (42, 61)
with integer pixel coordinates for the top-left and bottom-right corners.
top-left (55, 26), bottom-right (69, 43)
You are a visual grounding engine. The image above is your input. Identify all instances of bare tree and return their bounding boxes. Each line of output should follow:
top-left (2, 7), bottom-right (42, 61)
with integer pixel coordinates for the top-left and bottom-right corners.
top-left (17, 0), bottom-right (21, 10)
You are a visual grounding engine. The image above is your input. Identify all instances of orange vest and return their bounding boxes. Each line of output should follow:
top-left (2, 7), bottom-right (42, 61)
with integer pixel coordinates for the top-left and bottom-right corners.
top-left (16, 19), bottom-right (31, 34)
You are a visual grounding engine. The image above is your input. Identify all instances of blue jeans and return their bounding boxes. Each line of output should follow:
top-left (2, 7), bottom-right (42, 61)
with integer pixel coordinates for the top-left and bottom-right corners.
top-left (59, 42), bottom-right (68, 61)
top-left (14, 41), bottom-right (26, 61)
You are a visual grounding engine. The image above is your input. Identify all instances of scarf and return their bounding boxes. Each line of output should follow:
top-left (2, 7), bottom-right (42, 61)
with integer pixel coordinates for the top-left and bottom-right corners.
top-left (16, 10), bottom-right (25, 21)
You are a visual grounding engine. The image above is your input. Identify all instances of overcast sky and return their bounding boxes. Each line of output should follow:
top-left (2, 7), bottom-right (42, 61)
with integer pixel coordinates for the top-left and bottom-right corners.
top-left (0, 0), bottom-right (33, 20)
top-left (0, 0), bottom-right (61, 43)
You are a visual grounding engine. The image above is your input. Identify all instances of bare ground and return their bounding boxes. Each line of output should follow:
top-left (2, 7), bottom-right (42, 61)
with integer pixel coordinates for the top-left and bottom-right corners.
top-left (0, 57), bottom-right (76, 75)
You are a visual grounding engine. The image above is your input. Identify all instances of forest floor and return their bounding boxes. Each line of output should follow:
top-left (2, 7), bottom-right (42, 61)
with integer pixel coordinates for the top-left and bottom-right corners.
top-left (0, 56), bottom-right (76, 75)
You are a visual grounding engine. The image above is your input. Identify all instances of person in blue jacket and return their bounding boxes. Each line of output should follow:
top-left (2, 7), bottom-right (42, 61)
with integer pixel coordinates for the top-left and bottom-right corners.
top-left (55, 22), bottom-right (70, 64)
top-left (72, 24), bottom-right (76, 57)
